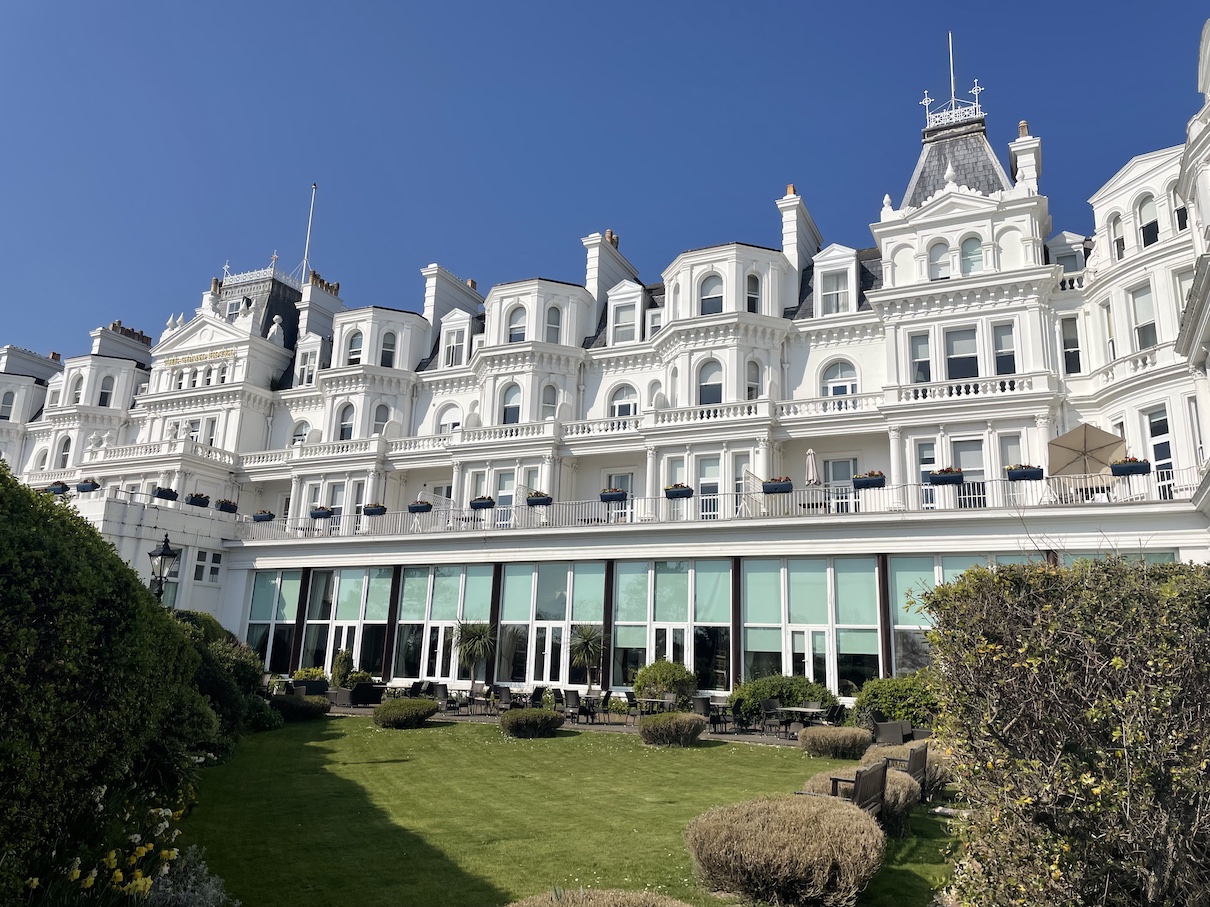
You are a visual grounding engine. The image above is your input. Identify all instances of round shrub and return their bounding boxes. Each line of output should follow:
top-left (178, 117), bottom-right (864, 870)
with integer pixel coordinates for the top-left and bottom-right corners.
top-left (500, 707), bottom-right (566, 738)
top-left (638, 712), bottom-right (707, 746)
top-left (243, 693), bottom-right (285, 732)
top-left (685, 794), bottom-right (884, 906)
top-left (346, 670), bottom-right (373, 686)
top-left (373, 697), bottom-right (439, 729)
top-left (331, 649), bottom-right (354, 689)
top-left (861, 743), bottom-right (952, 802)
top-left (268, 694), bottom-right (331, 722)
top-left (506, 890), bottom-right (695, 907)
top-left (852, 674), bottom-right (938, 729)
top-left (728, 674), bottom-right (838, 729)
top-left (292, 666), bottom-right (327, 681)
top-left (633, 659), bottom-right (698, 709)
top-left (803, 767), bottom-right (921, 838)
top-left (175, 610), bottom-right (234, 645)
top-left (798, 725), bottom-right (873, 759)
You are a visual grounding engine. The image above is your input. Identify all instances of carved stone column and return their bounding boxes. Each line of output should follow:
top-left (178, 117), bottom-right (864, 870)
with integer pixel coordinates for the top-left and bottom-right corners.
top-left (888, 425), bottom-right (905, 511)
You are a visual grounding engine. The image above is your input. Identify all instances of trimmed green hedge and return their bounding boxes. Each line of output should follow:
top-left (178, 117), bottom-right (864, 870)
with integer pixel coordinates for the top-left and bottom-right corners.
top-left (638, 712), bottom-right (707, 746)
top-left (374, 697), bottom-right (439, 729)
top-left (852, 674), bottom-right (938, 729)
top-left (500, 707), bottom-right (566, 738)
top-left (268, 694), bottom-right (331, 722)
top-left (728, 675), bottom-right (837, 728)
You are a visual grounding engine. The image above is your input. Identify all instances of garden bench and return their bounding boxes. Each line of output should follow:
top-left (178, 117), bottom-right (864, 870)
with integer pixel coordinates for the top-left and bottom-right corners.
top-left (800, 758), bottom-right (888, 817)
top-left (886, 741), bottom-right (929, 797)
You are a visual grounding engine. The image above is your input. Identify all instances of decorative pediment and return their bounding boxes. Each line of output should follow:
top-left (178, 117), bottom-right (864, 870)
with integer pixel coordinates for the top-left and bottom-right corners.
top-left (910, 186), bottom-right (1000, 219)
top-left (1088, 146), bottom-right (1183, 205)
top-left (150, 312), bottom-right (256, 362)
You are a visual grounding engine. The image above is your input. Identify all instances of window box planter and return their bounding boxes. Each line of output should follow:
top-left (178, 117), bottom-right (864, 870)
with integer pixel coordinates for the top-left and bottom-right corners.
top-left (526, 495), bottom-right (553, 506)
top-left (363, 505), bottom-right (387, 516)
top-left (153, 487), bottom-right (178, 502)
top-left (215, 500), bottom-right (238, 514)
top-left (600, 491), bottom-right (628, 503)
top-left (1111, 461), bottom-right (1151, 477)
top-left (665, 486), bottom-right (694, 500)
top-left (46, 482), bottom-right (70, 495)
top-left (185, 494), bottom-right (210, 507)
top-left (310, 508), bottom-right (334, 519)
top-left (1006, 468), bottom-right (1044, 482)
top-left (252, 512), bottom-right (275, 522)
top-left (927, 472), bottom-right (964, 486)
top-left (761, 481), bottom-right (793, 494)
top-left (853, 475), bottom-right (886, 490)
top-left (408, 502), bottom-right (433, 514)
top-left (470, 499), bottom-right (496, 510)
top-left (75, 481), bottom-right (100, 493)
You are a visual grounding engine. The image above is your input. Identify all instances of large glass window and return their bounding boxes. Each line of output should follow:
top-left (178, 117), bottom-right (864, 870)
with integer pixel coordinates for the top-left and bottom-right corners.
top-left (700, 275), bottom-right (723, 315)
top-left (743, 560), bottom-right (782, 624)
top-left (945, 328), bottom-right (978, 380)
top-left (1132, 284), bottom-right (1157, 349)
top-left (909, 333), bottom-right (931, 383)
top-left (615, 561), bottom-right (649, 623)
top-left (380, 332), bottom-right (396, 368)
top-left (959, 237), bottom-right (983, 275)
top-left (993, 324), bottom-right (1016, 376)
top-left (820, 272), bottom-right (849, 315)
top-left (698, 361), bottom-right (723, 406)
top-left (1061, 317), bottom-right (1081, 374)
top-left (787, 559), bottom-right (828, 624)
top-left (613, 625), bottom-right (646, 687)
top-left (654, 561), bottom-right (689, 622)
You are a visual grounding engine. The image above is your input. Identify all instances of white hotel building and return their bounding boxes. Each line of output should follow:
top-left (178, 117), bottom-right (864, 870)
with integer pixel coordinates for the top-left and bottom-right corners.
top-left (6, 26), bottom-right (1210, 698)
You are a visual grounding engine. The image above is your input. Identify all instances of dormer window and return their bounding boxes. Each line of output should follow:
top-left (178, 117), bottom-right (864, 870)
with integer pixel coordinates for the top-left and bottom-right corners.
top-left (507, 308), bottom-right (527, 343)
top-left (1138, 195), bottom-right (1159, 247)
top-left (380, 332), bottom-right (396, 368)
top-left (820, 272), bottom-right (849, 315)
top-left (545, 306), bottom-right (561, 344)
top-left (49, 389), bottom-right (60, 407)
top-left (612, 303), bottom-right (636, 344)
top-left (226, 298), bottom-right (242, 322)
top-left (927, 242), bottom-right (951, 280)
top-left (700, 275), bottom-right (723, 316)
top-left (296, 350), bottom-right (317, 386)
top-left (746, 275), bottom-right (760, 314)
top-left (443, 328), bottom-right (466, 368)
top-left (647, 309), bottom-right (663, 337)
top-left (960, 238), bottom-right (984, 275)
top-left (346, 331), bottom-right (363, 366)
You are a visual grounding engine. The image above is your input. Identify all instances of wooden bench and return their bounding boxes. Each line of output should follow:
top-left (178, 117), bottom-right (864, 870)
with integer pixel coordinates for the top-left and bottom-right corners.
top-left (800, 758), bottom-right (888, 817)
top-left (886, 741), bottom-right (929, 798)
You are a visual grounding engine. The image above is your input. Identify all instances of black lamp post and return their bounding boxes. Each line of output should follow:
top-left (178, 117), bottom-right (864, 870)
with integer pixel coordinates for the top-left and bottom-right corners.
top-left (148, 533), bottom-right (181, 605)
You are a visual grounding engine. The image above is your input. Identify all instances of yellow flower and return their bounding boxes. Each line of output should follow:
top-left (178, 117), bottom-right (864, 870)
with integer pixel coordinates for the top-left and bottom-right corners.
top-left (25, 878), bottom-right (39, 889)
top-left (68, 869), bottom-right (81, 881)
top-left (82, 874), bottom-right (96, 889)
top-left (111, 869), bottom-right (124, 884)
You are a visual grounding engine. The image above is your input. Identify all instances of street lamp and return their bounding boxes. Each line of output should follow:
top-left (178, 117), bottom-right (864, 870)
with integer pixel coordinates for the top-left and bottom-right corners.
top-left (148, 533), bottom-right (181, 605)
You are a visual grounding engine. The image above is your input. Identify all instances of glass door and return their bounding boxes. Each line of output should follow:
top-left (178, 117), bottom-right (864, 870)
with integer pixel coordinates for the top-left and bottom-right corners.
top-left (698, 456), bottom-right (720, 520)
top-left (791, 629), bottom-right (829, 687)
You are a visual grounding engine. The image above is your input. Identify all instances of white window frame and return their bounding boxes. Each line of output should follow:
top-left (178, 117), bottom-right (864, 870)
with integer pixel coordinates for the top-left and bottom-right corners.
top-left (820, 271), bottom-right (849, 315)
top-left (346, 331), bottom-right (363, 367)
top-left (443, 328), bottom-right (466, 368)
top-left (700, 275), bottom-right (723, 316)
top-left (611, 303), bottom-right (636, 344)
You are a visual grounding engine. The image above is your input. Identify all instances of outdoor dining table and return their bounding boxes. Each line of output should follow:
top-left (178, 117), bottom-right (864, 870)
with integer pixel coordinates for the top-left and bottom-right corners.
top-left (777, 706), bottom-right (824, 735)
top-left (636, 698), bottom-right (666, 715)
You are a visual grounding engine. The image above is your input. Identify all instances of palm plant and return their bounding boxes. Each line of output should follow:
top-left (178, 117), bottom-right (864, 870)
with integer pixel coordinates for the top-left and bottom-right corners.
top-left (454, 621), bottom-right (496, 681)
top-left (568, 624), bottom-right (604, 690)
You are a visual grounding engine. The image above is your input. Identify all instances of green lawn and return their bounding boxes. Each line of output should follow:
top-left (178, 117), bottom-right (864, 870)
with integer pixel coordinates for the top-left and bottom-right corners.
top-left (182, 718), bottom-right (953, 907)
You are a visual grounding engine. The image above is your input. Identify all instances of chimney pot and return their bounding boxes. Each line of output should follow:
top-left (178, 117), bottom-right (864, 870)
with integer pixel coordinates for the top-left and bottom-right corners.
top-left (50, 351), bottom-right (61, 361)
top-left (1018, 120), bottom-right (1029, 138)
top-left (786, 183), bottom-right (796, 196)
top-left (467, 278), bottom-right (477, 290)
top-left (210, 277), bottom-right (220, 293)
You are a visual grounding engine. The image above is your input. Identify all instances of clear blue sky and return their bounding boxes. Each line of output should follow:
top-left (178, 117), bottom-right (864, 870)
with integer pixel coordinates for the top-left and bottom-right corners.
top-left (2, 3), bottom-right (1205, 357)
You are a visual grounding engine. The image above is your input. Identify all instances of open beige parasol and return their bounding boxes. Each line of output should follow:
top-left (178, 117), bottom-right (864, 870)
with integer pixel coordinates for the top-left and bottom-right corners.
top-left (1047, 423), bottom-right (1127, 476)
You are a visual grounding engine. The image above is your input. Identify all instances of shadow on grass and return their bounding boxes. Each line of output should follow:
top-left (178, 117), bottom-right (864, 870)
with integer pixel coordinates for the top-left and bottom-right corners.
top-left (183, 719), bottom-right (508, 907)
top-left (860, 810), bottom-right (954, 906)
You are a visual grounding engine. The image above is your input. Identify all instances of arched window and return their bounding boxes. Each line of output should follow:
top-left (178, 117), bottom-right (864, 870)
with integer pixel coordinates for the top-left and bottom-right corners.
top-left (97, 376), bottom-right (114, 407)
top-left (34, 449), bottom-right (48, 472)
top-left (346, 331), bottom-right (363, 366)
top-left (609, 385), bottom-right (637, 417)
top-left (337, 404), bottom-right (355, 441)
top-left (0, 391), bottom-right (13, 421)
top-left (700, 275), bottom-right (723, 316)
top-left (217, 363), bottom-right (228, 384)
top-left (927, 242), bottom-right (950, 280)
top-left (291, 421), bottom-right (311, 445)
top-left (189, 369), bottom-right (199, 389)
top-left (541, 385), bottom-right (558, 420)
top-left (746, 361), bottom-right (761, 401)
top-left (545, 306), bottom-right (561, 344)
top-left (822, 361), bottom-right (858, 401)
top-left (1172, 186), bottom-right (1189, 231)
top-left (437, 404), bottom-right (462, 434)
top-left (1110, 216), bottom-right (1125, 260)
top-left (175, 371), bottom-right (185, 390)
top-left (57, 436), bottom-right (71, 470)
top-left (508, 308), bottom-right (527, 343)
top-left (1138, 195), bottom-right (1159, 247)
top-left (746, 274), bottom-right (760, 314)
top-left (698, 360), bottom-right (723, 406)
top-left (380, 332), bottom-right (396, 368)
top-left (70, 376), bottom-right (83, 405)
top-left (501, 385), bottom-right (521, 424)
top-left (203, 366), bottom-right (213, 387)
top-left (373, 404), bottom-right (390, 435)
top-left (959, 237), bottom-right (984, 275)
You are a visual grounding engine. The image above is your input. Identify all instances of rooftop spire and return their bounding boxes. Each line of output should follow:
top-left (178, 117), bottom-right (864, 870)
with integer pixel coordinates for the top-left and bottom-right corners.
top-left (919, 32), bottom-right (984, 130)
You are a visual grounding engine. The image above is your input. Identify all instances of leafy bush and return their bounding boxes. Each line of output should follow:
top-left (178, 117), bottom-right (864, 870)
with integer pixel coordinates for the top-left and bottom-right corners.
top-left (331, 649), bottom-right (353, 689)
top-left (633, 659), bottom-right (698, 709)
top-left (373, 697), bottom-right (439, 729)
top-left (500, 707), bottom-right (566, 738)
top-left (268, 694), bottom-right (331, 722)
top-left (728, 675), bottom-right (837, 729)
top-left (685, 795), bottom-right (884, 906)
top-left (506, 890), bottom-right (695, 907)
top-left (802, 767), bottom-right (921, 838)
top-left (175, 610), bottom-right (234, 646)
top-left (860, 743), bottom-right (952, 802)
top-left (346, 670), bottom-right (373, 686)
top-left (851, 675), bottom-right (939, 729)
top-left (638, 712), bottom-right (707, 746)
top-left (147, 845), bottom-right (241, 907)
top-left (242, 694), bottom-right (284, 732)
top-left (292, 666), bottom-right (327, 681)
top-left (925, 558), bottom-right (1210, 906)
top-left (208, 639), bottom-right (266, 697)
top-left (798, 726), bottom-right (873, 759)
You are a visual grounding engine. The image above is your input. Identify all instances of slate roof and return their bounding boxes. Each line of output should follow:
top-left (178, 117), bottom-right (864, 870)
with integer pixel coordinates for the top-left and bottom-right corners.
top-left (785, 248), bottom-right (882, 320)
top-left (901, 117), bottom-right (1013, 209)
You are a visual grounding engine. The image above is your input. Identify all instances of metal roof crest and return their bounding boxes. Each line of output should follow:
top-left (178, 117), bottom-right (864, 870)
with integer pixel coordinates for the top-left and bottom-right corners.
top-left (920, 32), bottom-right (983, 129)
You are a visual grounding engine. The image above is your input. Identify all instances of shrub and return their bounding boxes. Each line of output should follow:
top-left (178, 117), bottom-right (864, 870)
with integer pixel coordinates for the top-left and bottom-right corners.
top-left (851, 674), bottom-right (939, 729)
top-left (346, 670), bottom-right (373, 686)
top-left (500, 707), bottom-right (566, 738)
top-left (147, 845), bottom-right (241, 907)
top-left (208, 639), bottom-right (266, 697)
top-left (639, 712), bottom-right (707, 746)
top-left (175, 610), bottom-right (234, 646)
top-left (374, 697), bottom-right (439, 729)
top-left (633, 659), bottom-right (698, 709)
top-left (860, 743), bottom-right (952, 801)
top-left (292, 666), bottom-right (327, 681)
top-left (685, 795), bottom-right (884, 906)
top-left (268, 694), bottom-right (331, 722)
top-left (925, 558), bottom-right (1210, 906)
top-left (798, 726), bottom-right (873, 760)
top-left (331, 649), bottom-right (353, 689)
top-left (506, 890), bottom-right (695, 907)
top-left (802, 767), bottom-right (921, 838)
top-left (242, 694), bottom-right (284, 732)
top-left (728, 674), bottom-right (837, 729)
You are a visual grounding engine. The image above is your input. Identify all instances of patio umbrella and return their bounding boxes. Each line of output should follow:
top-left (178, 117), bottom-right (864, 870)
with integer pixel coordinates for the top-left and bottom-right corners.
top-left (805, 448), bottom-right (821, 486)
top-left (1047, 423), bottom-right (1126, 476)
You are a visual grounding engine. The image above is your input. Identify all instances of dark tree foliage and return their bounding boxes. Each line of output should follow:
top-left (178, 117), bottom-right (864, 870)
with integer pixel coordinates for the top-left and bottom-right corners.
top-left (925, 558), bottom-right (1210, 907)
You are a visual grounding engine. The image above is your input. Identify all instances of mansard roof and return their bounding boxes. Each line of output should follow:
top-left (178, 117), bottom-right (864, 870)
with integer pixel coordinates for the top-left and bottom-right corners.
top-left (901, 118), bottom-right (1013, 208)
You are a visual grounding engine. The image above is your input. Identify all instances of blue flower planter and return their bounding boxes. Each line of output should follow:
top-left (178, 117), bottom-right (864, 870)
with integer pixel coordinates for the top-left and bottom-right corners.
top-left (215, 500), bottom-right (238, 514)
top-left (600, 492), bottom-right (628, 503)
top-left (185, 495), bottom-right (210, 507)
top-left (665, 487), bottom-right (694, 500)
top-left (153, 488), bottom-right (178, 501)
top-left (526, 496), bottom-right (552, 506)
top-left (853, 476), bottom-right (886, 490)
top-left (761, 482), bottom-right (793, 494)
top-left (363, 506), bottom-right (387, 516)
top-left (1111, 462), bottom-right (1150, 477)
top-left (1006, 468), bottom-right (1043, 482)
top-left (408, 503), bottom-right (433, 514)
top-left (252, 512), bottom-right (275, 522)
top-left (470, 500), bottom-right (496, 510)
top-left (927, 473), bottom-right (964, 486)
top-left (310, 509), bottom-right (334, 519)
top-left (75, 481), bottom-right (100, 493)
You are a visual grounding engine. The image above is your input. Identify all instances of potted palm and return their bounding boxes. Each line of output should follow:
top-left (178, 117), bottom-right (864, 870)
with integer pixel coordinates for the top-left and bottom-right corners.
top-left (363, 502), bottom-right (387, 516)
top-left (853, 470), bottom-right (885, 489)
top-left (927, 467), bottom-right (964, 486)
top-left (470, 495), bottom-right (496, 510)
top-left (664, 483), bottom-right (694, 500)
top-left (454, 620), bottom-right (496, 681)
top-left (408, 499), bottom-right (433, 514)
top-left (526, 490), bottom-right (553, 506)
top-left (1004, 464), bottom-right (1044, 482)
top-left (761, 476), bottom-right (793, 494)
top-left (600, 487), bottom-right (628, 503)
top-left (568, 624), bottom-right (604, 690)
top-left (1111, 457), bottom-right (1151, 477)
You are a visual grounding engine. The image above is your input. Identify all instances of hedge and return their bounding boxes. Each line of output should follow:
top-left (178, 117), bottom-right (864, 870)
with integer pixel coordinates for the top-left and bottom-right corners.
top-left (728, 674), bottom-right (837, 729)
top-left (802, 767), bottom-right (921, 838)
top-left (851, 674), bottom-right (939, 729)
top-left (633, 659), bottom-right (698, 710)
top-left (685, 795), bottom-right (884, 906)
top-left (500, 707), bottom-right (566, 738)
top-left (798, 726), bottom-right (873, 760)
top-left (638, 712), bottom-right (707, 746)
top-left (374, 697), bottom-right (439, 729)
top-left (268, 694), bottom-right (332, 722)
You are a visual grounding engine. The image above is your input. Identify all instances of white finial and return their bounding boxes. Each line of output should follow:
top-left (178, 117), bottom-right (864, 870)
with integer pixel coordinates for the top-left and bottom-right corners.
top-left (920, 90), bottom-right (933, 122)
top-left (882, 193), bottom-right (892, 209)
top-left (944, 161), bottom-right (957, 186)
top-left (270, 249), bottom-right (279, 269)
top-left (166, 314), bottom-right (176, 330)
top-left (222, 259), bottom-right (231, 279)
top-left (971, 79), bottom-right (983, 113)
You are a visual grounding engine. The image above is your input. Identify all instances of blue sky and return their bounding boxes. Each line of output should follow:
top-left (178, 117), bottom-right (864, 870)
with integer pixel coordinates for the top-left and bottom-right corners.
top-left (2, 4), bottom-right (1206, 357)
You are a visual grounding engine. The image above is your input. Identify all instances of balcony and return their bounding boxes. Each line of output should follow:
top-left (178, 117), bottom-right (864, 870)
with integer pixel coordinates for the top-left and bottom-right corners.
top-left (85, 438), bottom-right (238, 468)
top-left (234, 466), bottom-right (1201, 542)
